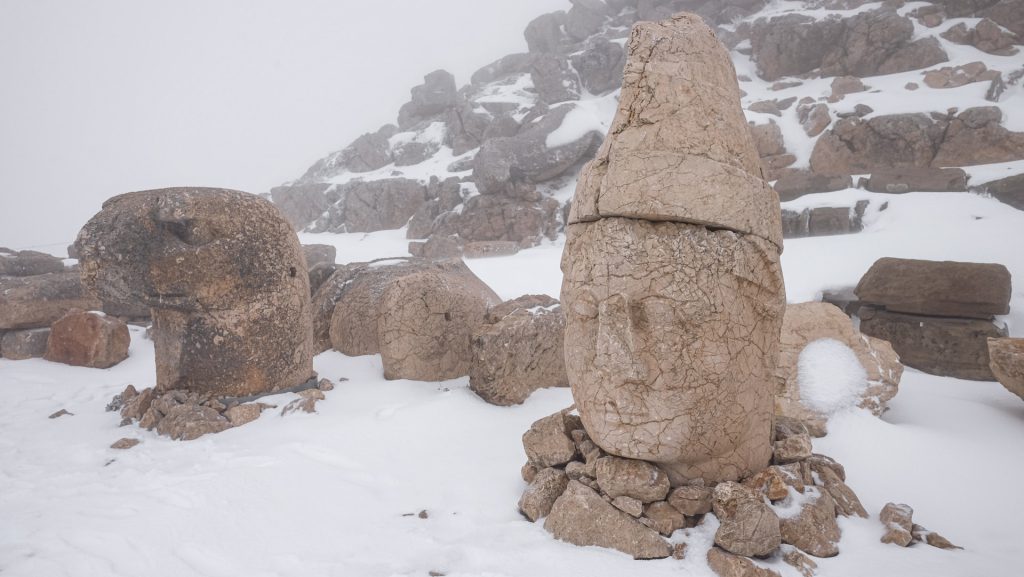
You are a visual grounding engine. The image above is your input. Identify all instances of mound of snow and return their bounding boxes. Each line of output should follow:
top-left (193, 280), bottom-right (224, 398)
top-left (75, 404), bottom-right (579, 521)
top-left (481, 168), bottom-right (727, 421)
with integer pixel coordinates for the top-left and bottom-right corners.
top-left (798, 338), bottom-right (869, 415)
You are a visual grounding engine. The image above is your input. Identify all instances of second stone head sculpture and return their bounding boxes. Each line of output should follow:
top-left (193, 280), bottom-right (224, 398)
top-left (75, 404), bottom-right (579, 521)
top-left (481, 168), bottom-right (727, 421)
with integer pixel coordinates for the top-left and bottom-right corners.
top-left (561, 14), bottom-right (786, 484)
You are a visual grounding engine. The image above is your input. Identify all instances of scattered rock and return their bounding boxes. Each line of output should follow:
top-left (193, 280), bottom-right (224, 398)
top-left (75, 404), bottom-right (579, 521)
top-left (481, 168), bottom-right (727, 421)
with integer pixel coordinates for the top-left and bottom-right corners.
top-left (879, 502), bottom-right (914, 547)
top-left (155, 403), bottom-right (232, 441)
top-left (643, 501), bottom-right (687, 536)
top-left (519, 467), bottom-right (569, 521)
top-left (864, 168), bottom-right (968, 193)
top-left (595, 456), bottom-right (671, 503)
top-left (778, 488), bottom-right (840, 558)
top-left (544, 480), bottom-right (671, 559)
top-left (774, 172), bottom-right (851, 202)
top-left (912, 524), bottom-right (962, 550)
top-left (523, 411), bottom-right (578, 469)
top-left (923, 61), bottom-right (999, 89)
top-left (713, 482), bottom-right (783, 558)
top-left (0, 272), bottom-right (102, 331)
top-left (48, 409), bottom-right (73, 419)
top-left (44, 310), bottom-right (129, 369)
top-left (0, 249), bottom-right (64, 277)
top-left (224, 403), bottom-right (265, 426)
top-left (782, 546), bottom-right (818, 577)
top-left (668, 485), bottom-right (714, 516)
top-left (611, 495), bottom-right (644, 517)
top-left (110, 438), bottom-right (140, 450)
top-left (774, 433), bottom-right (813, 464)
top-left (281, 389), bottom-right (325, 416)
top-left (976, 173), bottom-right (1024, 211)
top-left (707, 546), bottom-right (782, 577)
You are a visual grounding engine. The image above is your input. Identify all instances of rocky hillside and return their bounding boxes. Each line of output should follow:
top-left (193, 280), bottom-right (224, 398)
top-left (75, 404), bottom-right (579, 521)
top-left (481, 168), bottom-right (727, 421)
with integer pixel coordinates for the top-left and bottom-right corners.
top-left (270, 0), bottom-right (1024, 255)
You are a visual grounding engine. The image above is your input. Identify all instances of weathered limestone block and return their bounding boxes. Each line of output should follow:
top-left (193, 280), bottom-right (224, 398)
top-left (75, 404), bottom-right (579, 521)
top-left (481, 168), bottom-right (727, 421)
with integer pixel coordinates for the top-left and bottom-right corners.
top-left (0, 272), bottom-right (102, 330)
top-left (518, 467), bottom-right (569, 522)
top-left (75, 188), bottom-right (317, 398)
top-left (713, 482), bottom-right (783, 558)
top-left (563, 218), bottom-right (785, 483)
top-left (988, 338), bottom-right (1024, 402)
top-left (855, 258), bottom-right (1011, 319)
top-left (778, 488), bottom-right (841, 558)
top-left (561, 13), bottom-right (785, 485)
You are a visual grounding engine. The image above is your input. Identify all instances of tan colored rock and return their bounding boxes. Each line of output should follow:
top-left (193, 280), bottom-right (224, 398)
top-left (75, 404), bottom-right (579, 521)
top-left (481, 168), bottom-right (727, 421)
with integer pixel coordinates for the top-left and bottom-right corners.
top-left (155, 404), bottom-right (232, 441)
top-left (643, 501), bottom-right (686, 536)
top-left (773, 433), bottom-right (813, 465)
top-left (776, 302), bottom-right (903, 436)
top-left (713, 482), bottom-right (782, 558)
top-left (519, 467), bottom-right (569, 522)
top-left (44, 310), bottom-right (130, 369)
top-left (855, 258), bottom-right (1011, 319)
top-left (563, 219), bottom-right (784, 484)
top-left (879, 503), bottom-right (914, 546)
top-left (814, 465), bottom-right (867, 518)
top-left (707, 547), bottom-right (782, 577)
top-left (744, 467), bottom-right (801, 502)
top-left (668, 485), bottom-right (714, 516)
top-left (595, 456), bottom-right (670, 503)
top-left (469, 298), bottom-right (567, 406)
top-left (544, 480), bottom-right (671, 559)
top-left (782, 546), bottom-right (818, 577)
top-left (567, 14), bottom-right (783, 247)
top-left (778, 488), bottom-right (840, 558)
top-left (1, 328), bottom-right (50, 360)
top-left (611, 496), bottom-right (644, 517)
top-left (912, 524), bottom-right (962, 550)
top-left (988, 338), bottom-right (1024, 402)
top-left (224, 403), bottom-right (265, 426)
top-left (110, 438), bottom-right (140, 450)
top-left (523, 411), bottom-right (578, 469)
top-left (75, 188), bottom-right (317, 398)
top-left (281, 389), bottom-right (325, 416)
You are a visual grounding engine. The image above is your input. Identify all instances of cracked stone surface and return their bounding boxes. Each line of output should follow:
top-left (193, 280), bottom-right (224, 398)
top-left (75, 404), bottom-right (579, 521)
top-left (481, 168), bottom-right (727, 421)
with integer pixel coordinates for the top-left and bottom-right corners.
top-left (560, 13), bottom-right (785, 485)
top-left (75, 188), bottom-right (317, 398)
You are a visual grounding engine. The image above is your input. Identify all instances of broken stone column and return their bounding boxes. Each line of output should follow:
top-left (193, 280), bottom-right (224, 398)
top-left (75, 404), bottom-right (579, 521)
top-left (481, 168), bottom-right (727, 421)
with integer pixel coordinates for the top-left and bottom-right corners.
top-left (75, 188), bottom-right (317, 398)
top-left (561, 14), bottom-right (786, 485)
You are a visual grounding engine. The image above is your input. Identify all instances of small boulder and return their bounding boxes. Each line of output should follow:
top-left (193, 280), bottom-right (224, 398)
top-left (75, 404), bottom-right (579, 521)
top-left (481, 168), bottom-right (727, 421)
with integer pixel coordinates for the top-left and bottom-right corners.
top-left (544, 480), bottom-right (671, 559)
top-left (44, 310), bottom-right (130, 369)
top-left (155, 404), bottom-right (232, 441)
top-left (281, 389), bottom-right (325, 416)
top-left (523, 411), bottom-right (578, 469)
top-left (778, 488), bottom-right (841, 558)
top-left (774, 433), bottom-right (813, 464)
top-left (595, 456), bottom-right (671, 503)
top-left (713, 482), bottom-right (783, 558)
top-left (0, 249), bottom-right (65, 277)
top-left (643, 501), bottom-right (686, 536)
top-left (224, 403), bottom-right (266, 426)
top-left (668, 485), bottom-right (714, 516)
top-left (864, 168), bottom-right (968, 193)
top-left (519, 467), bottom-right (569, 521)
top-left (707, 547), bottom-right (782, 577)
top-left (110, 438), bottom-right (140, 450)
top-left (1, 328), bottom-right (50, 360)
top-left (0, 272), bottom-right (102, 330)
top-left (879, 502), bottom-right (914, 547)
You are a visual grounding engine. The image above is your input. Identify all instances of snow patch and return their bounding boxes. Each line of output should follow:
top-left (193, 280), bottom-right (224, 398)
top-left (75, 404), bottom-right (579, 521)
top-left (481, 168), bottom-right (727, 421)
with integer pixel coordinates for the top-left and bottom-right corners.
top-left (798, 338), bottom-right (869, 415)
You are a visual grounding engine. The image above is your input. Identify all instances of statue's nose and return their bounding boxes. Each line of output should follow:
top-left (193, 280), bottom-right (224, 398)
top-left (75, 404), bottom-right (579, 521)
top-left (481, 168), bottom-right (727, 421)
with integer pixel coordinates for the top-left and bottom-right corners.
top-left (595, 293), bottom-right (648, 383)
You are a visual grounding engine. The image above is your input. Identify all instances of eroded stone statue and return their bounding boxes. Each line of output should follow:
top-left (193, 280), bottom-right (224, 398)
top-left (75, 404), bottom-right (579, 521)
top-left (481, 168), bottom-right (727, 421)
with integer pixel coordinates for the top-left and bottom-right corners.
top-left (76, 187), bottom-right (317, 398)
top-left (561, 14), bottom-right (786, 485)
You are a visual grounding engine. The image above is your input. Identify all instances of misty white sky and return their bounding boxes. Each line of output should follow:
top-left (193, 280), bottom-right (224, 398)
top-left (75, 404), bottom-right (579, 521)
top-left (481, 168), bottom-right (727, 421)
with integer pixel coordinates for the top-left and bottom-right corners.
top-left (0, 0), bottom-right (569, 252)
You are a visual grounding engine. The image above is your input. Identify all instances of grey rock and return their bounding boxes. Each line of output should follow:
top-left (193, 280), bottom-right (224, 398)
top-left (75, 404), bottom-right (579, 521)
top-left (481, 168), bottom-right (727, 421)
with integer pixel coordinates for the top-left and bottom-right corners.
top-left (1, 328), bottom-right (50, 360)
top-left (519, 467), bottom-right (570, 521)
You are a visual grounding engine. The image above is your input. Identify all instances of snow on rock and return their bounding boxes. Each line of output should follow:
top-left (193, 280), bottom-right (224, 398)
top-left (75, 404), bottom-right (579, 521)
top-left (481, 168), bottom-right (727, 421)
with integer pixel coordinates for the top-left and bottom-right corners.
top-left (797, 338), bottom-right (870, 415)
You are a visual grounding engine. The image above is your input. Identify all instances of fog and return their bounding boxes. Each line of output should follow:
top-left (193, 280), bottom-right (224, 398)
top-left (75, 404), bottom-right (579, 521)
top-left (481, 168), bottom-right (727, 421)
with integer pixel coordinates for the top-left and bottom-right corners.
top-left (0, 0), bottom-right (569, 252)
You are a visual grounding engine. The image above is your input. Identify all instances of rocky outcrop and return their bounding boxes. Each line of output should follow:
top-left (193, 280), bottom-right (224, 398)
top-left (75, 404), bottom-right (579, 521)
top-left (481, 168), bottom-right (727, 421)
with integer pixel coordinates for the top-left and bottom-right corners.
top-left (561, 14), bottom-right (785, 485)
top-left (44, 310), bottom-right (130, 369)
top-left (749, 9), bottom-right (948, 81)
top-left (469, 295), bottom-right (567, 406)
top-left (988, 338), bottom-right (1024, 401)
top-left (75, 188), bottom-right (317, 397)
top-left (776, 302), bottom-right (903, 436)
top-left (977, 173), bottom-right (1024, 210)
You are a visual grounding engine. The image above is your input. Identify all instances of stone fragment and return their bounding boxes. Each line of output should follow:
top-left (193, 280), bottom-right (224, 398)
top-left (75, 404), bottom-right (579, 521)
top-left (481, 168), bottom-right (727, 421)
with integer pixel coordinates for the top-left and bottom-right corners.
top-left (989, 338), bottom-right (1024, 402)
top-left (978, 173), bottom-right (1024, 211)
top-left (461, 241), bottom-right (520, 259)
top-left (523, 411), bottom-right (578, 469)
top-left (155, 404), bottom-right (232, 440)
top-left (544, 480), bottom-right (671, 559)
top-left (782, 546), bottom-right (818, 577)
top-left (744, 467), bottom-right (800, 502)
top-left (595, 456), bottom-right (671, 503)
top-left (522, 463), bottom-right (539, 484)
top-left (713, 482), bottom-right (783, 558)
top-left (0, 272), bottom-right (102, 330)
top-left (855, 257), bottom-right (1011, 319)
top-left (923, 61), bottom-right (998, 89)
top-left (0, 249), bottom-right (64, 277)
top-left (470, 297), bottom-right (567, 406)
top-left (612, 495), bottom-right (644, 517)
top-left (110, 438), bottom-right (140, 450)
top-left (707, 547), bottom-right (782, 577)
top-left (912, 524), bottom-right (962, 550)
top-left (865, 168), bottom-right (968, 193)
top-left (397, 69), bottom-right (458, 129)
top-left (519, 467), bottom-right (569, 522)
top-left (281, 389), bottom-right (325, 416)
top-left (879, 503), bottom-right (914, 546)
top-left (774, 172), bottom-right (851, 202)
top-left (814, 465), bottom-right (867, 518)
top-left (120, 387), bottom-right (155, 423)
top-left (774, 433), bottom-right (813, 464)
top-left (643, 501), bottom-right (686, 536)
top-left (1, 328), bottom-right (50, 360)
top-left (44, 310), bottom-right (129, 369)
top-left (49, 409), bottom-right (73, 419)
top-left (798, 102), bottom-right (832, 137)
top-left (224, 403), bottom-right (265, 427)
top-left (778, 488), bottom-right (840, 557)
top-left (76, 188), bottom-right (317, 398)
top-left (668, 485), bottom-right (714, 516)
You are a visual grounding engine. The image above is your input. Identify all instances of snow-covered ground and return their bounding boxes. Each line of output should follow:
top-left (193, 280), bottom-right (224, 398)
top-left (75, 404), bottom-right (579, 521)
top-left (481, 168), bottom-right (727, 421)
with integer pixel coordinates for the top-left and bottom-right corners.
top-left (3, 192), bottom-right (1023, 576)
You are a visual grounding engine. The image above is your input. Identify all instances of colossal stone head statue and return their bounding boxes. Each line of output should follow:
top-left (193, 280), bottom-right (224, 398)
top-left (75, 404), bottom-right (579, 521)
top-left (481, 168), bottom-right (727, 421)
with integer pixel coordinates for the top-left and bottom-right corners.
top-left (561, 14), bottom-right (786, 484)
top-left (75, 187), bottom-right (317, 398)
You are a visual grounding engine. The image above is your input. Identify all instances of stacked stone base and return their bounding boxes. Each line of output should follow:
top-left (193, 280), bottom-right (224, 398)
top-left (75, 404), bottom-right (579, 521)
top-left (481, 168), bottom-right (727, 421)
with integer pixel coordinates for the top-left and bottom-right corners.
top-left (518, 409), bottom-right (958, 575)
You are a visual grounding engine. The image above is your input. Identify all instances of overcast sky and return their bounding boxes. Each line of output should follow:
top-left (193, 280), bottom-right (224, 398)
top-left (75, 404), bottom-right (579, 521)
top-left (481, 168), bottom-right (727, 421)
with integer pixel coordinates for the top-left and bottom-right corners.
top-left (0, 0), bottom-right (569, 252)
